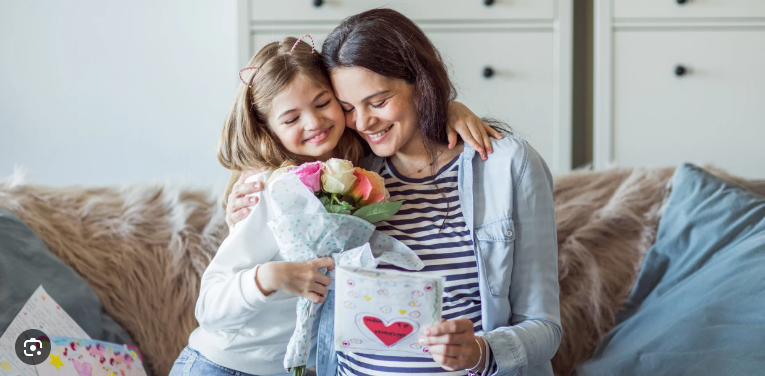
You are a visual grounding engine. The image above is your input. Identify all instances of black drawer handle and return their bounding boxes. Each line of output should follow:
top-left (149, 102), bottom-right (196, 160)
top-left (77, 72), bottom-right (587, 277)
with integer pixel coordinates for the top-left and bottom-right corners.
top-left (675, 65), bottom-right (687, 77)
top-left (313, 0), bottom-right (324, 7)
top-left (483, 67), bottom-right (495, 78)
top-left (484, 0), bottom-right (495, 6)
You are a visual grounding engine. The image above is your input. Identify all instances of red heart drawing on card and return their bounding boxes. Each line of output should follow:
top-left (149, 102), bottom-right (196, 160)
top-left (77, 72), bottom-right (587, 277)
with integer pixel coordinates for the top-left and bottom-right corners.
top-left (359, 315), bottom-right (417, 347)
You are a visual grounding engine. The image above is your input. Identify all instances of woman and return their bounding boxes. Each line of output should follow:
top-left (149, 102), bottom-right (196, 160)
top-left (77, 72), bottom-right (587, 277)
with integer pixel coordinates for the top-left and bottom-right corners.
top-left (228, 9), bottom-right (560, 376)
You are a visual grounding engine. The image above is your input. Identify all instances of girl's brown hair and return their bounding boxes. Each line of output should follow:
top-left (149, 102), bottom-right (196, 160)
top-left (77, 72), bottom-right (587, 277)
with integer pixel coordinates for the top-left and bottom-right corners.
top-left (218, 37), bottom-right (365, 208)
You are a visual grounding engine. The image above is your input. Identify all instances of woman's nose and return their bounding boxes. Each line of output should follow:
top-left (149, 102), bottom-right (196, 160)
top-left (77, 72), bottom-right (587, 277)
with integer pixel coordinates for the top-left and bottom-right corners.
top-left (355, 109), bottom-right (377, 132)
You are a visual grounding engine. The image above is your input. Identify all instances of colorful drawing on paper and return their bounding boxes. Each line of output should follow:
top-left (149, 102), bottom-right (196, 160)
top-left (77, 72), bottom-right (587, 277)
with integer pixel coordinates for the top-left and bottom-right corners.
top-left (334, 266), bottom-right (444, 357)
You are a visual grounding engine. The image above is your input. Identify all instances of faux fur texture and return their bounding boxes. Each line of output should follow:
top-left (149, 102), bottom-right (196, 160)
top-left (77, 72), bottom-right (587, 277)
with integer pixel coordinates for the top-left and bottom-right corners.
top-left (1, 167), bottom-right (762, 376)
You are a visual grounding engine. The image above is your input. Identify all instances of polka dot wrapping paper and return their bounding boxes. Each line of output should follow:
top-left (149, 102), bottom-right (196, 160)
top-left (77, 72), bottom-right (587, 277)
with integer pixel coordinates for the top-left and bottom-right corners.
top-left (266, 172), bottom-right (425, 371)
top-left (334, 266), bottom-right (444, 357)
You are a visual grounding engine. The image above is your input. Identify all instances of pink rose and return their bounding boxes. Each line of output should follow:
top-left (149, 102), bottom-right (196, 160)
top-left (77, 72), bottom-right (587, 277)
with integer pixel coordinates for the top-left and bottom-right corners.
top-left (294, 161), bottom-right (324, 192)
top-left (349, 168), bottom-right (389, 205)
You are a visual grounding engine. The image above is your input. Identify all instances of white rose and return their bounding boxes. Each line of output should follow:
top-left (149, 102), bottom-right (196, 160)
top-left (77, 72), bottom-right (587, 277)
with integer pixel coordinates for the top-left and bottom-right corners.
top-left (321, 158), bottom-right (357, 194)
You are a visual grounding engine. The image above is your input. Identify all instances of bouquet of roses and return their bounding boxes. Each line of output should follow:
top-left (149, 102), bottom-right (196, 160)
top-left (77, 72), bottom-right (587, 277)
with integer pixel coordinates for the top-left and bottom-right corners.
top-left (265, 159), bottom-right (424, 375)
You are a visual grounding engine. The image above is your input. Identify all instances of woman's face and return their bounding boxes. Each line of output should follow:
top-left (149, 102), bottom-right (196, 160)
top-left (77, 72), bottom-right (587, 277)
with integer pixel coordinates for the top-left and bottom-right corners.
top-left (267, 74), bottom-right (346, 161)
top-left (330, 67), bottom-right (420, 158)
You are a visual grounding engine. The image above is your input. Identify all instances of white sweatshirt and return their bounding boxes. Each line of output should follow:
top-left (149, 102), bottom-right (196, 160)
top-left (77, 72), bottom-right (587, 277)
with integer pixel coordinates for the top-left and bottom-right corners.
top-left (188, 170), bottom-right (318, 375)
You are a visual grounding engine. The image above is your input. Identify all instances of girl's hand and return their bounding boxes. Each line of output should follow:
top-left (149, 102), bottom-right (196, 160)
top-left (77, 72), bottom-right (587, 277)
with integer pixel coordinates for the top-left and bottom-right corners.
top-left (256, 258), bottom-right (336, 303)
top-left (225, 168), bottom-right (268, 227)
top-left (419, 318), bottom-right (485, 372)
top-left (446, 101), bottom-right (504, 161)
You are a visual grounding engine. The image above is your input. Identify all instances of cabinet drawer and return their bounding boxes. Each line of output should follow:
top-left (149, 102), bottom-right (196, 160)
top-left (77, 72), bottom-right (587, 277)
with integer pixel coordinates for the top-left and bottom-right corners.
top-left (252, 30), bottom-right (557, 170)
top-left (428, 31), bottom-right (555, 165)
top-left (613, 0), bottom-right (765, 20)
top-left (249, 0), bottom-right (554, 22)
top-left (612, 30), bottom-right (765, 179)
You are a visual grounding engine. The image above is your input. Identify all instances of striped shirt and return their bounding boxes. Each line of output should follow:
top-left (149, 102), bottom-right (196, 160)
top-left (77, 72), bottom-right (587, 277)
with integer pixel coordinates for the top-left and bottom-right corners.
top-left (337, 156), bottom-right (488, 376)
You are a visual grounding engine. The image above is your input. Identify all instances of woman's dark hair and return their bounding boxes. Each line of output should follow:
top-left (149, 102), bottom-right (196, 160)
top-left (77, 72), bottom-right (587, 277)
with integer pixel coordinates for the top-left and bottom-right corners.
top-left (322, 8), bottom-right (456, 152)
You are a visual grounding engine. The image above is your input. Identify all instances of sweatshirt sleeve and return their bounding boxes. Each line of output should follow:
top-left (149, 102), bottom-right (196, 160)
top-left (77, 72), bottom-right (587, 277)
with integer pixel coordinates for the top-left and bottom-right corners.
top-left (194, 170), bottom-right (280, 332)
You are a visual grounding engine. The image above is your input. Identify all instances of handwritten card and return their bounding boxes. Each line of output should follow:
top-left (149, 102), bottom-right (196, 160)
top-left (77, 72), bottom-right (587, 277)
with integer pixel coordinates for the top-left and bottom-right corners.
top-left (35, 336), bottom-right (147, 376)
top-left (334, 266), bottom-right (444, 357)
top-left (0, 285), bottom-right (90, 376)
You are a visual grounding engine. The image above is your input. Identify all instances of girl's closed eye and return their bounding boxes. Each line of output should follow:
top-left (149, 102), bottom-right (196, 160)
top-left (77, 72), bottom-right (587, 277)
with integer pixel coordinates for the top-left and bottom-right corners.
top-left (341, 105), bottom-right (354, 114)
top-left (285, 116), bottom-right (299, 125)
top-left (316, 99), bottom-right (331, 109)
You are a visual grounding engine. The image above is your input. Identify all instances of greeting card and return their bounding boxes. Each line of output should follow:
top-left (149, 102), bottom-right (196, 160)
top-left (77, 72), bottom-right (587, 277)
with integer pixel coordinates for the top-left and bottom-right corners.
top-left (35, 336), bottom-right (146, 376)
top-left (334, 266), bottom-right (444, 357)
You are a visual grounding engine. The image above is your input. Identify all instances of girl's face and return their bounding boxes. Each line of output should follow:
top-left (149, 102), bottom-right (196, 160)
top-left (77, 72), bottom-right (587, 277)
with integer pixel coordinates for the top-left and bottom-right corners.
top-left (330, 67), bottom-right (420, 158)
top-left (267, 74), bottom-right (346, 161)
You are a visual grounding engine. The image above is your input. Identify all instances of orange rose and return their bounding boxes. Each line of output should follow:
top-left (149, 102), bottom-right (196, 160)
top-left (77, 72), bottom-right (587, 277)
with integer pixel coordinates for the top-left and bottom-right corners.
top-left (349, 168), bottom-right (390, 205)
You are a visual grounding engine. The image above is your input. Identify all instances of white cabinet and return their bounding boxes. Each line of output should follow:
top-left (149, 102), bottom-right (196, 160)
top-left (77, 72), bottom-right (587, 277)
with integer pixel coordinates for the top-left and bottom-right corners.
top-left (242, 0), bottom-right (573, 173)
top-left (594, 0), bottom-right (765, 178)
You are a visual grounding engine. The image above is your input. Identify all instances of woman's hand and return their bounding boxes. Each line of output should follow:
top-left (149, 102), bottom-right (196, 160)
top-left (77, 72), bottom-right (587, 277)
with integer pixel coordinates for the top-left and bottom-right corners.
top-left (446, 101), bottom-right (504, 161)
top-left (419, 318), bottom-right (485, 372)
top-left (256, 258), bottom-right (335, 303)
top-left (225, 168), bottom-right (268, 227)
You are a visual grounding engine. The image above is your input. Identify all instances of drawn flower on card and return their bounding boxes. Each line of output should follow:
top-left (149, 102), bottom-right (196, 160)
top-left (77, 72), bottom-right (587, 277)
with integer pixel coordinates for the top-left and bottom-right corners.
top-left (412, 290), bottom-right (424, 297)
top-left (424, 283), bottom-right (434, 291)
top-left (347, 291), bottom-right (359, 298)
top-left (409, 311), bottom-right (421, 318)
top-left (408, 300), bottom-right (421, 307)
top-left (377, 289), bottom-right (389, 296)
top-left (351, 339), bottom-right (363, 344)
top-left (347, 279), bottom-right (355, 287)
top-left (380, 306), bottom-right (392, 314)
top-left (410, 343), bottom-right (422, 349)
top-left (344, 301), bottom-right (356, 309)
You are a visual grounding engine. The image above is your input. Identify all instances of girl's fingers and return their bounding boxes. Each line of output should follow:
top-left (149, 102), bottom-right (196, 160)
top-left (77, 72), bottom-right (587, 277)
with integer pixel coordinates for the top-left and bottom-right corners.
top-left (314, 274), bottom-right (332, 287)
top-left (311, 283), bottom-right (329, 297)
top-left (238, 196), bottom-right (258, 211)
top-left (484, 122), bottom-right (504, 140)
top-left (305, 292), bottom-right (325, 304)
top-left (446, 124), bottom-right (458, 149)
top-left (465, 120), bottom-right (487, 159)
top-left (481, 123), bottom-right (493, 155)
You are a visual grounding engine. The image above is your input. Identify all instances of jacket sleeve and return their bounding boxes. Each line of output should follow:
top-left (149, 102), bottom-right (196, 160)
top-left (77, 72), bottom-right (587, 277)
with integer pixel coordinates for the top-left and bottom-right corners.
top-left (483, 144), bottom-right (562, 376)
top-left (194, 171), bottom-right (280, 332)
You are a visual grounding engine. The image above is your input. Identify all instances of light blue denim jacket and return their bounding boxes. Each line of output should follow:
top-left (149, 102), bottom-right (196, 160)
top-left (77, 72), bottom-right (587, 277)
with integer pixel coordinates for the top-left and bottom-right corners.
top-left (316, 135), bottom-right (562, 376)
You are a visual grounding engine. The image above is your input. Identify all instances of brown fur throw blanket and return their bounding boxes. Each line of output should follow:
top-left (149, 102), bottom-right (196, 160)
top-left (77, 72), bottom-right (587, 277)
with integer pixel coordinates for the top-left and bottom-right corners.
top-left (1, 167), bottom-right (762, 376)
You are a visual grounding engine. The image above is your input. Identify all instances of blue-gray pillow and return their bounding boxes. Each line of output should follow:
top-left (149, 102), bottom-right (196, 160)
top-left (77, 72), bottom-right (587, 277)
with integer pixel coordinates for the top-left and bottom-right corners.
top-left (0, 208), bottom-right (151, 375)
top-left (577, 163), bottom-right (765, 376)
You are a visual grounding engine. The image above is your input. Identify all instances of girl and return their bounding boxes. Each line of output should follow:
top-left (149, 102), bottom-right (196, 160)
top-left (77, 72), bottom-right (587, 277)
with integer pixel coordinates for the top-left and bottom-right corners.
top-left (170, 35), bottom-right (499, 376)
top-left (229, 10), bottom-right (561, 376)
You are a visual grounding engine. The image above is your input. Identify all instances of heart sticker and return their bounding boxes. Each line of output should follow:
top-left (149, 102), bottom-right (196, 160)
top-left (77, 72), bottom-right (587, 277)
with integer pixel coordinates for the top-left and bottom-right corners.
top-left (356, 314), bottom-right (419, 347)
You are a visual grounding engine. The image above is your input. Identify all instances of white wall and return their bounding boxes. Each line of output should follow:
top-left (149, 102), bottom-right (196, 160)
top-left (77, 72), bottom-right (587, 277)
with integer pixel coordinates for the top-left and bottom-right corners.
top-left (0, 1), bottom-right (239, 188)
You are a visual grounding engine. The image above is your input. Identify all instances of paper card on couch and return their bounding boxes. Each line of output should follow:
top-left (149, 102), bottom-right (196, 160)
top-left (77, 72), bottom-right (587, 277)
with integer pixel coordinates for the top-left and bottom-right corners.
top-left (334, 266), bottom-right (444, 357)
top-left (35, 336), bottom-right (146, 376)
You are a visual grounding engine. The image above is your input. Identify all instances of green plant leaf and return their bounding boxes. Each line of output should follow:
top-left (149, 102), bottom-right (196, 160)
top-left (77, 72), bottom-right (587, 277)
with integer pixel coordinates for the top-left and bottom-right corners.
top-left (339, 201), bottom-right (355, 211)
top-left (353, 201), bottom-right (404, 223)
top-left (326, 204), bottom-right (352, 215)
top-left (319, 196), bottom-right (331, 206)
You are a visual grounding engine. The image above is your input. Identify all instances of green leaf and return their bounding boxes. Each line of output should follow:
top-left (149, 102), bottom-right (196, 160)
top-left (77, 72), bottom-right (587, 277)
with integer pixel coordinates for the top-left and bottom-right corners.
top-left (326, 204), bottom-right (352, 215)
top-left (353, 201), bottom-right (404, 223)
top-left (339, 201), bottom-right (355, 211)
top-left (319, 196), bottom-right (331, 206)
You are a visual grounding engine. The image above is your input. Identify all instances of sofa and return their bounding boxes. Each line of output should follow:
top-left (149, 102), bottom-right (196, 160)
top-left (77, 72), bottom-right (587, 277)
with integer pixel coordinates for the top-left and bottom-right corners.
top-left (1, 165), bottom-right (763, 376)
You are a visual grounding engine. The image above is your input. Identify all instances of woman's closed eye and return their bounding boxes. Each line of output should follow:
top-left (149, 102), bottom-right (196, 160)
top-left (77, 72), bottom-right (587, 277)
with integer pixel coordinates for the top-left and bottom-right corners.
top-left (371, 99), bottom-right (388, 108)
